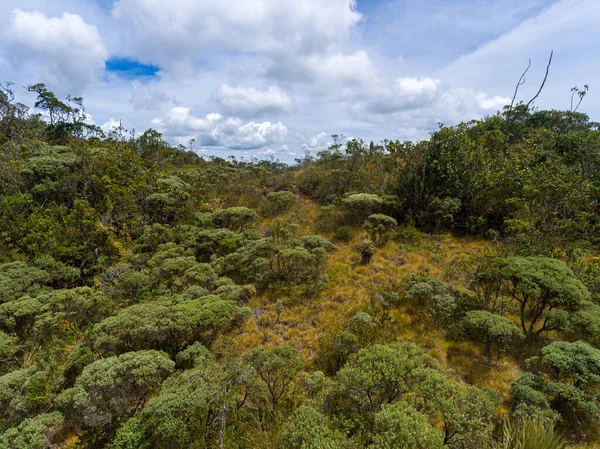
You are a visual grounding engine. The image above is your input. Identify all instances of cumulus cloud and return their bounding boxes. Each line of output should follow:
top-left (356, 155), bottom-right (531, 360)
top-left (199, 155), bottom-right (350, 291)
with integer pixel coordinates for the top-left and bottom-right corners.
top-left (396, 77), bottom-right (440, 100)
top-left (112, 0), bottom-right (362, 66)
top-left (440, 88), bottom-right (510, 119)
top-left (152, 107), bottom-right (288, 150)
top-left (101, 118), bottom-right (122, 133)
top-left (308, 132), bottom-right (331, 148)
top-left (3, 9), bottom-right (107, 90)
top-left (130, 81), bottom-right (176, 110)
top-left (294, 51), bottom-right (373, 86)
top-left (215, 85), bottom-right (293, 117)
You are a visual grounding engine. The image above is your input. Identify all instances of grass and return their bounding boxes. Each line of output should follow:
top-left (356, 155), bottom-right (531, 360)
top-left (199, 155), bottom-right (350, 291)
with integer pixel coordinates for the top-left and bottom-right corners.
top-left (234, 198), bottom-right (524, 398)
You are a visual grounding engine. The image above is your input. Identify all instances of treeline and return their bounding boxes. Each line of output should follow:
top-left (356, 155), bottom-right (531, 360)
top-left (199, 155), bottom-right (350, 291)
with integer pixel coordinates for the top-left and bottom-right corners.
top-left (0, 83), bottom-right (599, 448)
top-left (296, 106), bottom-right (600, 256)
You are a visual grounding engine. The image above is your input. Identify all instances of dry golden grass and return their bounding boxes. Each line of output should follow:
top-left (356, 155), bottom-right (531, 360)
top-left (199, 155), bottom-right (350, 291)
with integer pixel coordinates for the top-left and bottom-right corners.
top-left (234, 196), bottom-right (525, 397)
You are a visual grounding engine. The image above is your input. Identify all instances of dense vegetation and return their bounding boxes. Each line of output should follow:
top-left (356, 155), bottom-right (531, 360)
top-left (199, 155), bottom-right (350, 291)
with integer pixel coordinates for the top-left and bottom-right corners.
top-left (1, 83), bottom-right (599, 448)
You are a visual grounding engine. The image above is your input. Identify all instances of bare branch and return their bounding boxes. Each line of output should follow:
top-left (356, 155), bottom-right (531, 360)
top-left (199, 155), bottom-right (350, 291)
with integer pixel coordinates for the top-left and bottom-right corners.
top-left (526, 50), bottom-right (553, 109)
top-left (510, 59), bottom-right (531, 110)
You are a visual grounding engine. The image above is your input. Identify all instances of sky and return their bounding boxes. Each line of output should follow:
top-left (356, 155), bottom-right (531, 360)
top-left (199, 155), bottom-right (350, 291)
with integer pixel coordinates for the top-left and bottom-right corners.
top-left (0, 0), bottom-right (598, 162)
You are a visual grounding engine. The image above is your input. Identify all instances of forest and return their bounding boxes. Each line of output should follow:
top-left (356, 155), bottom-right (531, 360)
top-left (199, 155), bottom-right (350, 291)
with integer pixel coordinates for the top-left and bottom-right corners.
top-left (1, 82), bottom-right (600, 448)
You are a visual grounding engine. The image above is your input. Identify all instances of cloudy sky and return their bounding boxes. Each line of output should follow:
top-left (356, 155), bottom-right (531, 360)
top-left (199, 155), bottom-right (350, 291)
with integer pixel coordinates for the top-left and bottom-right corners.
top-left (0, 0), bottom-right (598, 162)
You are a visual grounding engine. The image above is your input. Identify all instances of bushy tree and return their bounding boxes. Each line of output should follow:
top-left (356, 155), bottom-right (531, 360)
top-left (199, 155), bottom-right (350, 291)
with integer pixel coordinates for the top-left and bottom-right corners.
top-left (213, 207), bottom-right (259, 232)
top-left (336, 343), bottom-right (435, 426)
top-left (417, 369), bottom-right (500, 449)
top-left (460, 310), bottom-right (524, 362)
top-left (279, 406), bottom-right (349, 449)
top-left (0, 412), bottom-right (63, 449)
top-left (511, 341), bottom-right (600, 440)
top-left (342, 193), bottom-right (384, 223)
top-left (55, 350), bottom-right (174, 446)
top-left (402, 273), bottom-right (458, 328)
top-left (266, 191), bottom-right (296, 215)
top-left (245, 346), bottom-right (304, 413)
top-left (501, 257), bottom-right (590, 336)
top-left (363, 214), bottom-right (397, 246)
top-left (372, 401), bottom-right (445, 449)
top-left (0, 262), bottom-right (49, 304)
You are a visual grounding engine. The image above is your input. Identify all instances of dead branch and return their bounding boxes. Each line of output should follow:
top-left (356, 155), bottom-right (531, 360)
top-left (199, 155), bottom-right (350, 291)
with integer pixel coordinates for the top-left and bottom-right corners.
top-left (526, 50), bottom-right (553, 109)
top-left (510, 59), bottom-right (531, 110)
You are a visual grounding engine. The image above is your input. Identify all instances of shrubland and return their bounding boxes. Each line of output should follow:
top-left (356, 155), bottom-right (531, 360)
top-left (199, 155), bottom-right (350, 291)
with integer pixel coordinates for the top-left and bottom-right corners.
top-left (1, 83), bottom-right (599, 447)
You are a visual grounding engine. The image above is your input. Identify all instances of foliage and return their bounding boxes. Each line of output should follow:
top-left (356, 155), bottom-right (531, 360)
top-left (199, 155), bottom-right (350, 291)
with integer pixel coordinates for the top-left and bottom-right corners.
top-left (2, 83), bottom-right (600, 447)
top-left (55, 350), bottom-right (174, 445)
top-left (0, 412), bottom-right (63, 449)
top-left (372, 401), bottom-right (445, 449)
top-left (501, 257), bottom-right (590, 335)
top-left (279, 406), bottom-right (349, 449)
top-left (460, 310), bottom-right (524, 361)
top-left (497, 418), bottom-right (567, 449)
top-left (402, 273), bottom-right (458, 328)
top-left (213, 207), bottom-right (259, 232)
top-left (336, 343), bottom-right (436, 426)
top-left (511, 341), bottom-right (600, 440)
top-left (245, 346), bottom-right (304, 413)
top-left (266, 190), bottom-right (297, 215)
top-left (363, 213), bottom-right (397, 246)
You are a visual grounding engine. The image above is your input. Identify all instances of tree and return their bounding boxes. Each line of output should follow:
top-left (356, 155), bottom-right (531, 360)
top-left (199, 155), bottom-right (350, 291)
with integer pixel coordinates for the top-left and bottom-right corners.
top-left (90, 302), bottom-right (192, 355)
top-left (460, 311), bottom-right (524, 362)
top-left (468, 253), bottom-right (506, 312)
top-left (174, 294), bottom-right (249, 345)
top-left (336, 343), bottom-right (436, 427)
top-left (266, 191), bottom-right (296, 215)
top-left (363, 214), bottom-right (397, 246)
top-left (501, 257), bottom-right (590, 336)
top-left (91, 295), bottom-right (248, 354)
top-left (0, 82), bottom-right (30, 141)
top-left (316, 330), bottom-right (360, 376)
top-left (120, 356), bottom-right (258, 449)
top-left (25, 83), bottom-right (100, 143)
top-left (145, 176), bottom-right (191, 224)
top-left (213, 207), bottom-right (259, 232)
top-left (425, 196), bottom-right (461, 232)
top-left (245, 346), bottom-right (304, 414)
top-left (401, 273), bottom-right (457, 329)
top-left (0, 367), bottom-right (49, 428)
top-left (279, 406), bottom-right (349, 449)
top-left (0, 262), bottom-right (49, 304)
top-left (418, 370), bottom-right (499, 448)
top-left (511, 341), bottom-right (600, 440)
top-left (55, 350), bottom-right (174, 446)
top-left (372, 401), bottom-right (445, 449)
top-left (0, 412), bottom-right (64, 449)
top-left (341, 193), bottom-right (384, 223)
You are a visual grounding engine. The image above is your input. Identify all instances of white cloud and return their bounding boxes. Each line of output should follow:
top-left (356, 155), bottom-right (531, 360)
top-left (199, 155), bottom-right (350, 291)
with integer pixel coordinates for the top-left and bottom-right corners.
top-left (440, 88), bottom-right (510, 119)
top-left (396, 77), bottom-right (440, 99)
top-left (101, 118), bottom-right (122, 133)
top-left (215, 85), bottom-right (293, 117)
top-left (152, 107), bottom-right (287, 150)
top-left (3, 9), bottom-right (107, 90)
top-left (308, 132), bottom-right (331, 148)
top-left (130, 81), bottom-right (176, 111)
top-left (295, 51), bottom-right (373, 86)
top-left (1, 0), bottom-right (596, 164)
top-left (112, 0), bottom-right (362, 66)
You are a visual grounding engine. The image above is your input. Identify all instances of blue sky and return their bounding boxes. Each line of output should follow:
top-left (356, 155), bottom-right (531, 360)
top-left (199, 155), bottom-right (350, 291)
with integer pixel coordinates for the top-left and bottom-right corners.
top-left (105, 58), bottom-right (159, 79)
top-left (0, 0), bottom-right (597, 161)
